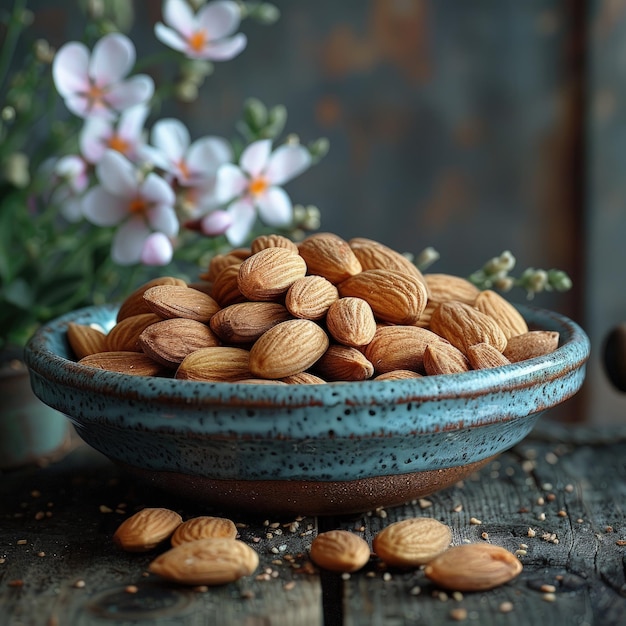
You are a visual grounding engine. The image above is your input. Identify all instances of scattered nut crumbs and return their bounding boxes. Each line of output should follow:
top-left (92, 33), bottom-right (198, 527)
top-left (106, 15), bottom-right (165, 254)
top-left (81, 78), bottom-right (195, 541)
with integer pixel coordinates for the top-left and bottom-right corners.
top-left (528, 528), bottom-right (537, 538)
top-left (540, 584), bottom-right (556, 593)
top-left (73, 580), bottom-right (86, 589)
top-left (543, 592), bottom-right (556, 602)
top-left (125, 585), bottom-right (138, 594)
top-left (557, 510), bottom-right (568, 518)
top-left (16, 539), bottom-right (27, 545)
top-left (450, 607), bottom-right (468, 621)
top-left (481, 532), bottom-right (489, 541)
top-left (419, 499), bottom-right (433, 509)
top-left (283, 581), bottom-right (296, 590)
top-left (452, 504), bottom-right (463, 513)
top-left (499, 601), bottom-right (514, 613)
top-left (469, 517), bottom-right (482, 525)
top-left (99, 505), bottom-right (113, 513)
top-left (616, 540), bottom-right (626, 546)
top-left (564, 484), bottom-right (574, 493)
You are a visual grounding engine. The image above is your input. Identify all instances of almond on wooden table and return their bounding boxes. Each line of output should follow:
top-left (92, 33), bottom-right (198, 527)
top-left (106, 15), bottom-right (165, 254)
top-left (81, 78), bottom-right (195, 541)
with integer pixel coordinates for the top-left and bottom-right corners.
top-left (113, 507), bottom-right (182, 552)
top-left (171, 516), bottom-right (238, 546)
top-left (423, 543), bottom-right (523, 591)
top-left (372, 517), bottom-right (452, 567)
top-left (309, 530), bottom-right (371, 573)
top-left (148, 537), bottom-right (259, 585)
top-left (143, 285), bottom-right (221, 322)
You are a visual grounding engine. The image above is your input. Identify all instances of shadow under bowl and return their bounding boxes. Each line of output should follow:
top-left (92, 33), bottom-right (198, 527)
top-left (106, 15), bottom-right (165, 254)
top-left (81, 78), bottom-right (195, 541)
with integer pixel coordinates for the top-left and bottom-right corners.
top-left (24, 304), bottom-right (590, 516)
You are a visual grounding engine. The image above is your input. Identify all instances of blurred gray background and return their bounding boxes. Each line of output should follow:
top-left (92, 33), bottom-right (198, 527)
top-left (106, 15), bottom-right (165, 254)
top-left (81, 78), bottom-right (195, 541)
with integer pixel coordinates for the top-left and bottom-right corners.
top-left (18, 0), bottom-right (626, 423)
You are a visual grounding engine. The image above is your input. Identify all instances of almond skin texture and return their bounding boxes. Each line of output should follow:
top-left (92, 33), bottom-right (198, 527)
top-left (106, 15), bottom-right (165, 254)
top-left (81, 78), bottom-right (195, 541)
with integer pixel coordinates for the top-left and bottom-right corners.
top-left (374, 369), bottom-right (423, 380)
top-left (201, 253), bottom-right (244, 282)
top-left (210, 302), bottom-right (292, 344)
top-left (373, 517), bottom-right (452, 567)
top-left (503, 330), bottom-right (560, 363)
top-left (171, 516), bottom-right (238, 547)
top-left (326, 297), bottom-right (377, 347)
top-left (285, 275), bottom-right (339, 321)
top-left (310, 530), bottom-right (371, 573)
top-left (423, 342), bottom-right (471, 375)
top-left (338, 269), bottom-right (428, 325)
top-left (148, 538), bottom-right (259, 585)
top-left (423, 543), bottom-right (523, 591)
top-left (116, 276), bottom-right (187, 322)
top-left (78, 351), bottom-right (167, 377)
top-left (237, 247), bottom-right (307, 301)
top-left (467, 342), bottom-right (512, 370)
top-left (429, 301), bottom-right (508, 354)
top-left (298, 232), bottom-right (362, 284)
top-left (250, 233), bottom-right (299, 254)
top-left (139, 318), bottom-right (221, 367)
top-left (67, 322), bottom-right (107, 359)
top-left (105, 313), bottom-right (162, 352)
top-left (143, 285), bottom-right (221, 322)
top-left (349, 237), bottom-right (427, 285)
top-left (423, 273), bottom-right (480, 305)
top-left (364, 325), bottom-right (448, 374)
top-left (280, 372), bottom-right (327, 384)
top-left (249, 319), bottom-right (329, 379)
top-left (210, 264), bottom-right (247, 307)
top-left (314, 345), bottom-right (374, 381)
top-left (175, 346), bottom-right (251, 381)
top-left (474, 289), bottom-right (529, 339)
top-left (113, 507), bottom-right (182, 552)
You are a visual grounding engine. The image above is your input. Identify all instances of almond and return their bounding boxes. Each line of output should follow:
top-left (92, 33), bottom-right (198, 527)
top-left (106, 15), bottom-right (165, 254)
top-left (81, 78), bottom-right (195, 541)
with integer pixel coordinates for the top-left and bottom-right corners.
top-left (143, 285), bottom-right (221, 322)
top-left (67, 322), bottom-right (107, 359)
top-left (429, 301), bottom-right (508, 354)
top-left (210, 301), bottom-right (292, 344)
top-left (201, 253), bottom-right (244, 282)
top-left (237, 247), bottom-right (307, 301)
top-left (309, 530), bottom-right (371, 573)
top-left (280, 372), bottom-right (327, 384)
top-left (285, 275), bottom-right (339, 320)
top-left (210, 264), bottom-right (247, 307)
top-left (467, 342), bottom-right (511, 370)
top-left (374, 370), bottom-right (423, 380)
top-left (105, 313), bottom-right (162, 352)
top-left (503, 330), bottom-right (560, 362)
top-left (78, 351), bottom-right (167, 376)
top-left (349, 237), bottom-right (427, 285)
top-left (249, 319), bottom-right (329, 379)
top-left (423, 273), bottom-right (480, 305)
top-left (175, 346), bottom-right (251, 381)
top-left (423, 342), bottom-right (471, 375)
top-left (338, 269), bottom-right (428, 325)
top-left (250, 233), bottom-right (299, 254)
top-left (473, 290), bottom-right (528, 339)
top-left (171, 516), bottom-right (238, 547)
top-left (423, 543), bottom-right (523, 591)
top-left (113, 507), bottom-right (182, 552)
top-left (116, 276), bottom-right (187, 322)
top-left (139, 318), bottom-right (221, 367)
top-left (373, 517), bottom-right (452, 567)
top-left (298, 232), bottom-right (362, 284)
top-left (314, 344), bottom-right (374, 381)
top-left (148, 537), bottom-right (259, 585)
top-left (326, 297), bottom-right (377, 347)
top-left (364, 325), bottom-right (448, 374)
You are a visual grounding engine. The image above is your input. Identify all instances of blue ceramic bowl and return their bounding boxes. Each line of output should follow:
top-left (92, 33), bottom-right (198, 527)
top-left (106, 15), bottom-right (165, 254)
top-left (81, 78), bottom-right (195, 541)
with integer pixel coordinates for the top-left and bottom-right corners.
top-left (25, 304), bottom-right (589, 515)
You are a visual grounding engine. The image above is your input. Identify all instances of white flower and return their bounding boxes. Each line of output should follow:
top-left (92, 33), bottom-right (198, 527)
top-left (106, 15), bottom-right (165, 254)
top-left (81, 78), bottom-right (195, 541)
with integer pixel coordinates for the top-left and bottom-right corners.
top-left (48, 156), bottom-right (89, 222)
top-left (155, 0), bottom-right (247, 61)
top-left (214, 139), bottom-right (311, 245)
top-left (52, 33), bottom-right (154, 119)
top-left (82, 151), bottom-right (178, 265)
top-left (80, 104), bottom-right (150, 163)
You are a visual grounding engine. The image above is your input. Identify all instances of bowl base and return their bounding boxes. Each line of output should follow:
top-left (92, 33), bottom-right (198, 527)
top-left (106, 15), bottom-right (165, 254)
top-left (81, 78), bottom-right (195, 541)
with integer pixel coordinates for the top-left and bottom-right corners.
top-left (116, 456), bottom-right (496, 516)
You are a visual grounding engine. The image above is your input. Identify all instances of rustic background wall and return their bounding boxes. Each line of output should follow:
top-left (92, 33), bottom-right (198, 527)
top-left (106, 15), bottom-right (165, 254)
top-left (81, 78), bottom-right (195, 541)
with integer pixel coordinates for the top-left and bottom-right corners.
top-left (15, 0), bottom-right (626, 423)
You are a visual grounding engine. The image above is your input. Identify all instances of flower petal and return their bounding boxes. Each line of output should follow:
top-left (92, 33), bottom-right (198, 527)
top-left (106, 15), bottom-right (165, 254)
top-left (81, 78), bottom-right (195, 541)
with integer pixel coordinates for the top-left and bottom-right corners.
top-left (106, 75), bottom-right (154, 112)
top-left (163, 0), bottom-right (196, 37)
top-left (118, 104), bottom-right (150, 142)
top-left (240, 139), bottom-right (271, 177)
top-left (90, 33), bottom-right (135, 86)
top-left (52, 42), bottom-right (89, 98)
top-left (112, 217), bottom-right (150, 265)
top-left (198, 0), bottom-right (242, 39)
top-left (186, 136), bottom-right (232, 177)
top-left (64, 94), bottom-right (114, 120)
top-left (200, 209), bottom-right (232, 235)
top-left (215, 163), bottom-right (248, 203)
top-left (151, 118), bottom-right (190, 163)
top-left (82, 186), bottom-right (129, 226)
top-left (265, 144), bottom-right (312, 186)
top-left (96, 150), bottom-right (139, 197)
top-left (154, 24), bottom-right (189, 53)
top-left (141, 171), bottom-right (176, 207)
top-left (225, 199), bottom-right (256, 246)
top-left (146, 204), bottom-right (179, 236)
top-left (141, 232), bottom-right (174, 266)
top-left (80, 117), bottom-right (111, 163)
top-left (202, 34), bottom-right (247, 61)
top-left (256, 186), bottom-right (293, 226)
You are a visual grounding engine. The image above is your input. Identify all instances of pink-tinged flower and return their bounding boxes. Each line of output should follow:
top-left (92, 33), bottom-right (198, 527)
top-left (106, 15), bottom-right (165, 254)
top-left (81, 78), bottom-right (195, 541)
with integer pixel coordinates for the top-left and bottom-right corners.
top-left (155, 0), bottom-right (247, 61)
top-left (142, 118), bottom-right (232, 187)
top-left (214, 139), bottom-right (311, 245)
top-left (50, 156), bottom-right (89, 222)
top-left (52, 33), bottom-right (154, 120)
top-left (199, 209), bottom-right (232, 236)
top-left (82, 151), bottom-right (178, 265)
top-left (80, 104), bottom-right (149, 164)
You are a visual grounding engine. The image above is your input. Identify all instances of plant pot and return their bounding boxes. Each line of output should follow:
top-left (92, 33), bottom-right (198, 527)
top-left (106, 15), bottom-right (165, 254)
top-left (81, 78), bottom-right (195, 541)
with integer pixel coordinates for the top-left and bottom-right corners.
top-left (0, 351), bottom-right (73, 470)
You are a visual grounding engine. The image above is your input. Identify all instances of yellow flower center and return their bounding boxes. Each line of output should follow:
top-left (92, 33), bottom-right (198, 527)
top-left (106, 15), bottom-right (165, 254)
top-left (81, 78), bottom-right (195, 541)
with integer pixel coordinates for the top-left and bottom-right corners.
top-left (129, 197), bottom-right (147, 215)
top-left (107, 134), bottom-right (130, 155)
top-left (248, 176), bottom-right (268, 196)
top-left (86, 82), bottom-right (107, 109)
top-left (188, 30), bottom-right (207, 52)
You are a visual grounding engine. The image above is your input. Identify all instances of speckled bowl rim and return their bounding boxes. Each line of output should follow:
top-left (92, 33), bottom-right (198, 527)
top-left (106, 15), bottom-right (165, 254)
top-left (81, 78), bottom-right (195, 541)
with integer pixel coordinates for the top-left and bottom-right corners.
top-left (25, 303), bottom-right (589, 435)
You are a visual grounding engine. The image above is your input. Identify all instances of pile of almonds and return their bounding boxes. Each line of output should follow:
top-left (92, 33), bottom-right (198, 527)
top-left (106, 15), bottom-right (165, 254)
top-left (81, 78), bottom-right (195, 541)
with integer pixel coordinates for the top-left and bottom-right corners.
top-left (114, 507), bottom-right (522, 591)
top-left (67, 232), bottom-right (560, 382)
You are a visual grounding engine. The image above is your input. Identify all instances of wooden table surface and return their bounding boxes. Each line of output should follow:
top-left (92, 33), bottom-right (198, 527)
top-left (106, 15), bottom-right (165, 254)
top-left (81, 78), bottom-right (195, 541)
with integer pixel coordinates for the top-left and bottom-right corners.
top-left (1, 421), bottom-right (626, 626)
